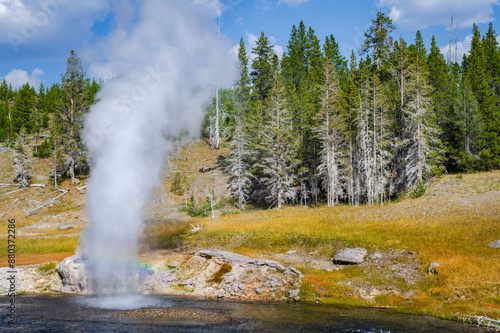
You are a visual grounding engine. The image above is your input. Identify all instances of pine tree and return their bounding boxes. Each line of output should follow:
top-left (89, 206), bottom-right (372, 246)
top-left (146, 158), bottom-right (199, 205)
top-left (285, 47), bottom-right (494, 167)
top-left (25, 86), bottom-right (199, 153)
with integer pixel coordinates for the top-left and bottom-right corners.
top-left (342, 51), bottom-right (360, 205)
top-left (403, 32), bottom-right (443, 189)
top-left (51, 126), bottom-right (63, 189)
top-left (466, 24), bottom-right (499, 167)
top-left (315, 56), bottom-right (345, 206)
top-left (11, 83), bottom-right (36, 134)
top-left (388, 36), bottom-right (411, 194)
top-left (226, 112), bottom-right (252, 209)
top-left (360, 12), bottom-right (395, 72)
top-left (257, 57), bottom-right (299, 209)
top-left (235, 37), bottom-right (251, 110)
top-left (251, 32), bottom-right (275, 102)
top-left (427, 35), bottom-right (455, 157)
top-left (483, 23), bottom-right (500, 98)
top-left (58, 50), bottom-right (90, 184)
top-left (13, 126), bottom-right (32, 188)
top-left (324, 35), bottom-right (348, 81)
top-left (0, 102), bottom-right (10, 142)
top-left (356, 73), bottom-right (391, 204)
top-left (455, 77), bottom-right (484, 171)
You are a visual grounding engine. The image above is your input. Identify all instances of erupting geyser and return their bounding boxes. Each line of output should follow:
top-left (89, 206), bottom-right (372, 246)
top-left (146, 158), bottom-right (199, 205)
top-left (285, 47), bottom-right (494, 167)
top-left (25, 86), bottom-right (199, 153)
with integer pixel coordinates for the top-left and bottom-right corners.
top-left (80, 0), bottom-right (234, 296)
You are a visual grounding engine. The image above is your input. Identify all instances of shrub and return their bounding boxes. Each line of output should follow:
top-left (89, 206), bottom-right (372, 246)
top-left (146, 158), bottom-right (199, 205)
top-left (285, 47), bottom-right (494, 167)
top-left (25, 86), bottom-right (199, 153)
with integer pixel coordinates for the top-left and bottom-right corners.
top-left (34, 138), bottom-right (52, 158)
top-left (409, 180), bottom-right (426, 198)
top-left (170, 172), bottom-right (187, 196)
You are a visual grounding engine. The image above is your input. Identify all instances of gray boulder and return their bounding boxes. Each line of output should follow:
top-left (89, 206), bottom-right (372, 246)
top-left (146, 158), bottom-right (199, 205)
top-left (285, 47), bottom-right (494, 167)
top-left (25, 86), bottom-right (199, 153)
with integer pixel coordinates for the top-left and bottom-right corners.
top-left (288, 289), bottom-right (300, 298)
top-left (56, 254), bottom-right (87, 293)
top-left (255, 288), bottom-right (264, 294)
top-left (168, 261), bottom-right (179, 268)
top-left (199, 250), bottom-right (286, 271)
top-left (487, 240), bottom-right (500, 248)
top-left (57, 222), bottom-right (74, 231)
top-left (428, 262), bottom-right (441, 274)
top-left (161, 274), bottom-right (177, 283)
top-left (333, 248), bottom-right (367, 265)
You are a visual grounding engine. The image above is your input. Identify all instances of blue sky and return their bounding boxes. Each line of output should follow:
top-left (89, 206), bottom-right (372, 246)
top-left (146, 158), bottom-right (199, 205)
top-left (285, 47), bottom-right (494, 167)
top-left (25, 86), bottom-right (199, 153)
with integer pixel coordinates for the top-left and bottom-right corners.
top-left (1, 0), bottom-right (499, 90)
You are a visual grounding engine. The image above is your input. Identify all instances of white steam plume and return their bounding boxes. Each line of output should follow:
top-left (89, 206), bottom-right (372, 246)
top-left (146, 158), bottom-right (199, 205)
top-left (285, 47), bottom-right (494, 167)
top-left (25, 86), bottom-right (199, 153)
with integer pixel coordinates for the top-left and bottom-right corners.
top-left (81, 0), bottom-right (234, 294)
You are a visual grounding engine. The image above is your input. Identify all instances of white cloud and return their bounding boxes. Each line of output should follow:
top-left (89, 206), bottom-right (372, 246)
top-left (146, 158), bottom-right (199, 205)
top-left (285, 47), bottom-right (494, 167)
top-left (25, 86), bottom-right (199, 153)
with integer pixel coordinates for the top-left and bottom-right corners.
top-left (243, 32), bottom-right (284, 59)
top-left (440, 34), bottom-right (500, 61)
top-left (377, 0), bottom-right (499, 30)
top-left (440, 34), bottom-right (472, 61)
top-left (0, 0), bottom-right (111, 54)
top-left (278, 0), bottom-right (309, 6)
top-left (3, 68), bottom-right (44, 88)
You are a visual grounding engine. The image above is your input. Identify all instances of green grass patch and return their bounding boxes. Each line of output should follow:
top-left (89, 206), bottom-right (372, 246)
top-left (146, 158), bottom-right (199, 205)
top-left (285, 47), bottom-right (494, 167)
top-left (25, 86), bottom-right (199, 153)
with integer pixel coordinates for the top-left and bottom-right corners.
top-left (39, 262), bottom-right (57, 272)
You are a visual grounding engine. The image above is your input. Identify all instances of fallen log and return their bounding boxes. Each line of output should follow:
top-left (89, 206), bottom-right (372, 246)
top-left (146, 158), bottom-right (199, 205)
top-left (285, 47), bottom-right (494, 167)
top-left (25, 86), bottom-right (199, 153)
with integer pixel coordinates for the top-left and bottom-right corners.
top-left (24, 189), bottom-right (69, 217)
top-left (0, 188), bottom-right (24, 197)
top-left (0, 183), bottom-right (46, 188)
top-left (453, 313), bottom-right (500, 331)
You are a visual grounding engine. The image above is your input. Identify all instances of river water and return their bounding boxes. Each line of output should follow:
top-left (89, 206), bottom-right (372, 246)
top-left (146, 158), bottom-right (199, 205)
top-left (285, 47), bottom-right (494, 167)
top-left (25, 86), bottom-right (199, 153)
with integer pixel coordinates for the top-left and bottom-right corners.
top-left (1, 294), bottom-right (485, 332)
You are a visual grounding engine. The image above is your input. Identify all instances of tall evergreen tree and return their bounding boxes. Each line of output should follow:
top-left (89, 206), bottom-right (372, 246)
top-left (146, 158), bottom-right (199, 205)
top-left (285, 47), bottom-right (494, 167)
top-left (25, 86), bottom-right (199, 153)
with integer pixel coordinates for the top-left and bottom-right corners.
top-left (13, 126), bottom-right (32, 188)
top-left (403, 32), bottom-right (443, 189)
top-left (466, 24), bottom-right (499, 167)
top-left (235, 37), bottom-right (251, 109)
top-left (251, 32), bottom-right (275, 102)
top-left (58, 50), bottom-right (90, 184)
top-left (315, 56), bottom-right (345, 206)
top-left (11, 83), bottom-right (36, 134)
top-left (257, 57), bottom-right (299, 209)
top-left (360, 12), bottom-right (395, 72)
top-left (455, 77), bottom-right (484, 171)
top-left (226, 111), bottom-right (252, 209)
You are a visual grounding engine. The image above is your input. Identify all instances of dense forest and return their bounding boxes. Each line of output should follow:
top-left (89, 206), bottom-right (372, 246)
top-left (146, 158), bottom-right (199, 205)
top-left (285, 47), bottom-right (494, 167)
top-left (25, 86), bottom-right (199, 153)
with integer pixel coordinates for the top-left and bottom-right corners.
top-left (206, 13), bottom-right (500, 208)
top-left (2, 13), bottom-right (499, 208)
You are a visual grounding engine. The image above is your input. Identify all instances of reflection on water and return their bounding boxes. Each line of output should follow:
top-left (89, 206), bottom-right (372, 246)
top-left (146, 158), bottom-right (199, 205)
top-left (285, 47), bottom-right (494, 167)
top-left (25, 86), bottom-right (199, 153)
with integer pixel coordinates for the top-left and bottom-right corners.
top-left (1, 294), bottom-right (486, 332)
top-left (75, 294), bottom-right (173, 310)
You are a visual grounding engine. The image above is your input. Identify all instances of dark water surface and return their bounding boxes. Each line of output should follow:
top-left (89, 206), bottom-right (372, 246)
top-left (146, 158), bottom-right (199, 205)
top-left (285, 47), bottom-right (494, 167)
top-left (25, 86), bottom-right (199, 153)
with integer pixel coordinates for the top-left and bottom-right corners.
top-left (1, 294), bottom-right (485, 332)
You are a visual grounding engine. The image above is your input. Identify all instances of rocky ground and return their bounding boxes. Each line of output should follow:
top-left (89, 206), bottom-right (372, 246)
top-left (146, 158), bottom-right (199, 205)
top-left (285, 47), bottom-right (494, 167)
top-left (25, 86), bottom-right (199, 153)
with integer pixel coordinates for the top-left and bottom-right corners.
top-left (1, 246), bottom-right (430, 305)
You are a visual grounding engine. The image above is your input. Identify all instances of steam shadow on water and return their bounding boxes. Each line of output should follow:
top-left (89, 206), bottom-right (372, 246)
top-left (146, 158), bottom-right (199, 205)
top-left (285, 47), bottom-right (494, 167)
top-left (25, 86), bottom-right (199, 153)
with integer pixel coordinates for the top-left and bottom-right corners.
top-left (75, 294), bottom-right (173, 310)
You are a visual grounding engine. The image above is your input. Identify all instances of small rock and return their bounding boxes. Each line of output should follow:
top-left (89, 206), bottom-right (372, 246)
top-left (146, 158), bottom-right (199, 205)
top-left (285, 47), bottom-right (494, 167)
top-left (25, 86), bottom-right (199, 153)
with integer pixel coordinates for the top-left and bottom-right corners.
top-left (223, 272), bottom-right (235, 281)
top-left (217, 291), bottom-right (224, 298)
top-left (288, 289), bottom-right (300, 298)
top-left (255, 288), bottom-right (264, 294)
top-left (286, 250), bottom-right (297, 255)
top-left (288, 266), bottom-right (301, 275)
top-left (35, 175), bottom-right (49, 181)
top-left (428, 262), bottom-right (441, 274)
top-left (168, 261), bottom-right (179, 268)
top-left (57, 222), bottom-right (74, 231)
top-left (72, 178), bottom-right (81, 185)
top-left (333, 248), bottom-right (367, 265)
top-left (371, 252), bottom-right (382, 260)
top-left (487, 240), bottom-right (500, 248)
top-left (161, 274), bottom-right (176, 283)
top-left (238, 284), bottom-right (247, 292)
top-left (293, 296), bottom-right (300, 302)
top-left (281, 287), bottom-right (287, 292)
top-left (270, 288), bottom-right (277, 292)
top-left (270, 280), bottom-right (281, 288)
top-left (180, 280), bottom-right (194, 286)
